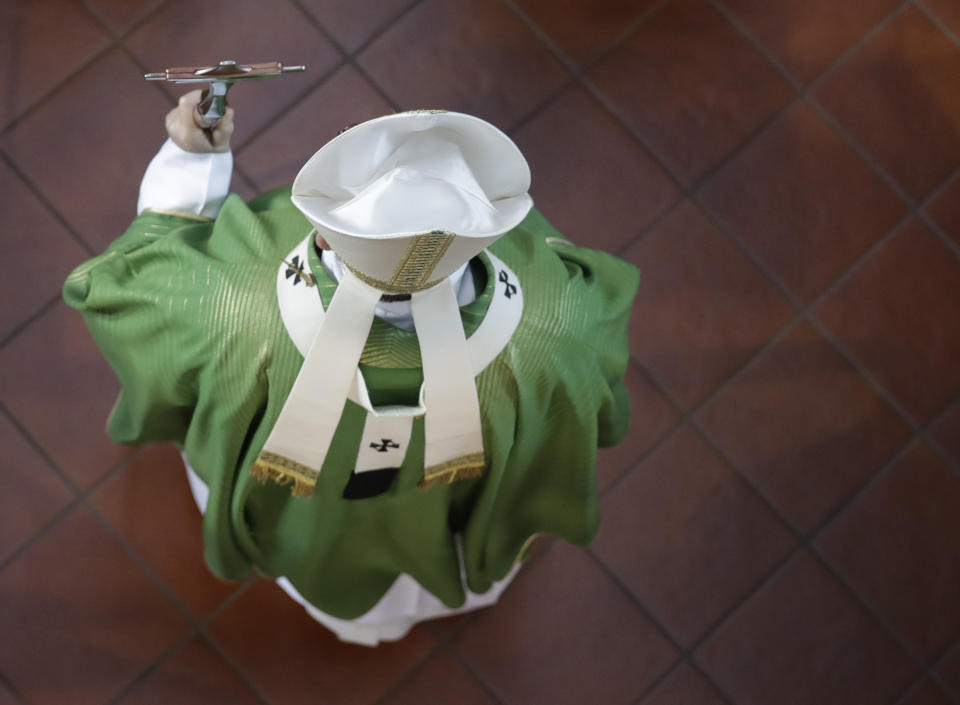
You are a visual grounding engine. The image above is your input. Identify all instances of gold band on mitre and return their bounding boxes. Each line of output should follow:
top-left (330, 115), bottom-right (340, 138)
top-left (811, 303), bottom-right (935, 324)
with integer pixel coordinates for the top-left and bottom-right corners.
top-left (341, 230), bottom-right (455, 295)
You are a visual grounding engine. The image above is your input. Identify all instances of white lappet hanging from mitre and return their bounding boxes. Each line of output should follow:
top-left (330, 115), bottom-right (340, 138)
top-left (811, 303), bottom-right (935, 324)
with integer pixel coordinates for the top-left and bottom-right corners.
top-left (252, 110), bottom-right (533, 496)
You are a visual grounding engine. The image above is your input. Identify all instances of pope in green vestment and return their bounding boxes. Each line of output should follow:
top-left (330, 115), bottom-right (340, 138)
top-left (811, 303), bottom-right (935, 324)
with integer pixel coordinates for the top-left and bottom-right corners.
top-left (63, 106), bottom-right (639, 641)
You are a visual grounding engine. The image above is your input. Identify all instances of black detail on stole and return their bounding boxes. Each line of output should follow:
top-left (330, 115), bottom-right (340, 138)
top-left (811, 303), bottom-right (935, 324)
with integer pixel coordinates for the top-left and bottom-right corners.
top-left (284, 255), bottom-right (313, 286)
top-left (342, 468), bottom-right (400, 500)
top-left (498, 270), bottom-right (517, 299)
top-left (370, 438), bottom-right (400, 452)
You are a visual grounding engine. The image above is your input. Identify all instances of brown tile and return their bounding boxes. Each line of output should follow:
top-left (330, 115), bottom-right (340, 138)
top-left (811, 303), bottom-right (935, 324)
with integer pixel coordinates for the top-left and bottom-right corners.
top-left (697, 320), bottom-right (911, 532)
top-left (624, 200), bottom-right (794, 410)
top-left (700, 102), bottom-right (906, 302)
top-left (114, 636), bottom-right (262, 705)
top-left (938, 640), bottom-right (960, 697)
top-left (920, 0), bottom-right (960, 41)
top-left (815, 219), bottom-right (960, 425)
top-left (236, 63), bottom-right (393, 191)
top-left (0, 0), bottom-right (108, 126)
top-left (126, 0), bottom-right (340, 147)
top-left (722, 0), bottom-right (900, 84)
top-left (298, 0), bottom-right (416, 53)
top-left (2, 48), bottom-right (172, 252)
top-left (817, 442), bottom-right (960, 660)
top-left (514, 0), bottom-right (660, 66)
top-left (456, 541), bottom-right (677, 705)
top-left (899, 680), bottom-right (954, 705)
top-left (230, 168), bottom-right (260, 203)
top-left (0, 158), bottom-right (89, 340)
top-left (815, 7), bottom-right (960, 201)
top-left (697, 551), bottom-right (917, 705)
top-left (593, 425), bottom-right (795, 645)
top-left (597, 359), bottom-right (680, 493)
top-left (0, 303), bottom-right (133, 488)
top-left (427, 612), bottom-right (476, 641)
top-left (0, 681), bottom-right (19, 705)
top-left (357, 0), bottom-right (568, 130)
top-left (208, 579), bottom-right (435, 705)
top-left (0, 507), bottom-right (190, 705)
top-left (90, 443), bottom-right (238, 618)
top-left (932, 402), bottom-right (960, 467)
top-left (85, 0), bottom-right (164, 32)
top-left (925, 173), bottom-right (960, 247)
top-left (641, 664), bottom-right (726, 705)
top-left (382, 650), bottom-right (495, 705)
top-left (0, 411), bottom-right (73, 563)
top-left (511, 86), bottom-right (680, 252)
top-left (590, 0), bottom-right (792, 186)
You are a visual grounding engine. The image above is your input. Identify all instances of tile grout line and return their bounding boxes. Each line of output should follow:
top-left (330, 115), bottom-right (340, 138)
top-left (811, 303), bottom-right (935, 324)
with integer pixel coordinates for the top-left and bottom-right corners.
top-left (8, 2), bottom-right (955, 701)
top-left (429, 538), bottom-right (561, 703)
top-left (889, 671), bottom-right (959, 705)
top-left (609, 283), bottom-right (956, 699)
top-left (443, 643), bottom-right (511, 705)
top-left (283, 0), bottom-right (419, 114)
top-left (231, 57), bottom-right (351, 157)
top-left (913, 0), bottom-right (960, 48)
top-left (497, 0), bottom-right (695, 211)
top-left (930, 632), bottom-right (960, 702)
top-left (366, 641), bottom-right (449, 705)
top-left (194, 627), bottom-right (275, 705)
top-left (0, 666), bottom-right (28, 705)
top-left (0, 408), bottom-right (244, 701)
top-left (0, 404), bottom-right (234, 692)
top-left (0, 403), bottom-right (144, 573)
top-left (106, 577), bottom-right (269, 705)
top-left (624, 295), bottom-right (957, 672)
top-left (0, 0), bottom-right (173, 139)
top-left (0, 150), bottom-right (94, 256)
top-left (0, 292), bottom-right (61, 354)
top-left (687, 0), bottom-right (960, 459)
top-left (585, 539), bottom-right (748, 705)
top-left (712, 0), bottom-right (960, 263)
top-left (617, 354), bottom-right (951, 695)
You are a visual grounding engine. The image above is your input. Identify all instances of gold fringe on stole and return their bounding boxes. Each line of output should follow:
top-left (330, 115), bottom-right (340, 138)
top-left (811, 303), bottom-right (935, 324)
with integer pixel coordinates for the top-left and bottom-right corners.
top-left (418, 453), bottom-right (485, 490)
top-left (251, 451), bottom-right (320, 498)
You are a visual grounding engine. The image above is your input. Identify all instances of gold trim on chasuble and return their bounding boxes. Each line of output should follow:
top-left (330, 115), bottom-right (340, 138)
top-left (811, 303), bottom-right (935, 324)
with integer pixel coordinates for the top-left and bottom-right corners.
top-left (419, 452), bottom-right (486, 490)
top-left (142, 207), bottom-right (214, 222)
top-left (342, 231), bottom-right (455, 294)
top-left (252, 451), bottom-right (320, 498)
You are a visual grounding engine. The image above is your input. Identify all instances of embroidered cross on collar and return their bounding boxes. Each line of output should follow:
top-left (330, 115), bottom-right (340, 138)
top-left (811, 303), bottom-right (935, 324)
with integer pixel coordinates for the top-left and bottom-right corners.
top-left (284, 255), bottom-right (315, 287)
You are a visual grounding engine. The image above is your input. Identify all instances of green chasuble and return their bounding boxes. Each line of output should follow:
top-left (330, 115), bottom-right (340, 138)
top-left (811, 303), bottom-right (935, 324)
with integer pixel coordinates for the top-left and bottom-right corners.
top-left (63, 188), bottom-right (639, 619)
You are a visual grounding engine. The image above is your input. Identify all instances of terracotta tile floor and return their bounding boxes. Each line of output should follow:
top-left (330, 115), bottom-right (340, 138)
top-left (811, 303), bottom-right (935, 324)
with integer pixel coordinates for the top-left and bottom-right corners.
top-left (1, 1), bottom-right (959, 703)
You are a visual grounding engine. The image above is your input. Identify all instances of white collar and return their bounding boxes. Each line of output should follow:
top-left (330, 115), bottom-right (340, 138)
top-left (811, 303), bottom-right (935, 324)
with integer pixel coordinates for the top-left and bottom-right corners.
top-left (319, 248), bottom-right (475, 332)
top-left (276, 233), bottom-right (523, 413)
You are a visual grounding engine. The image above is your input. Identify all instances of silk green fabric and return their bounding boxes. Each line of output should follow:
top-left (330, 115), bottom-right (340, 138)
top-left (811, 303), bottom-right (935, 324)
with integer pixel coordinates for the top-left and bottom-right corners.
top-left (63, 187), bottom-right (639, 619)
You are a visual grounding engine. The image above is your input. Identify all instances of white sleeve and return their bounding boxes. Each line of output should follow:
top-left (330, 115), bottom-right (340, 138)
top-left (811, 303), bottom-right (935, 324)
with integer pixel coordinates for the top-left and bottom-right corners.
top-left (137, 138), bottom-right (233, 219)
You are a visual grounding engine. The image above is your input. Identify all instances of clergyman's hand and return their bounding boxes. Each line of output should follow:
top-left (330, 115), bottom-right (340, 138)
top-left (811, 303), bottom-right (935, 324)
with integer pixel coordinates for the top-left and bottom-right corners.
top-left (165, 89), bottom-right (234, 154)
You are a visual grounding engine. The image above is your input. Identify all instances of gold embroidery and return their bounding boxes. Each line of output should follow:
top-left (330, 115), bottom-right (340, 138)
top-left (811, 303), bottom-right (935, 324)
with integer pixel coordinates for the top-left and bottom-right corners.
top-left (515, 533), bottom-right (543, 565)
top-left (282, 258), bottom-right (316, 287)
top-left (251, 451), bottom-right (319, 498)
top-left (342, 261), bottom-right (443, 294)
top-left (391, 231), bottom-right (455, 291)
top-left (142, 207), bottom-right (214, 222)
top-left (418, 452), bottom-right (485, 490)
top-left (342, 230), bottom-right (455, 294)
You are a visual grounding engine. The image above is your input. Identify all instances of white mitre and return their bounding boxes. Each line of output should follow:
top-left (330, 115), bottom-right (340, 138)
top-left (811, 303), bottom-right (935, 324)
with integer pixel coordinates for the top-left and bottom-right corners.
top-left (292, 110), bottom-right (532, 292)
top-left (253, 110), bottom-right (533, 496)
